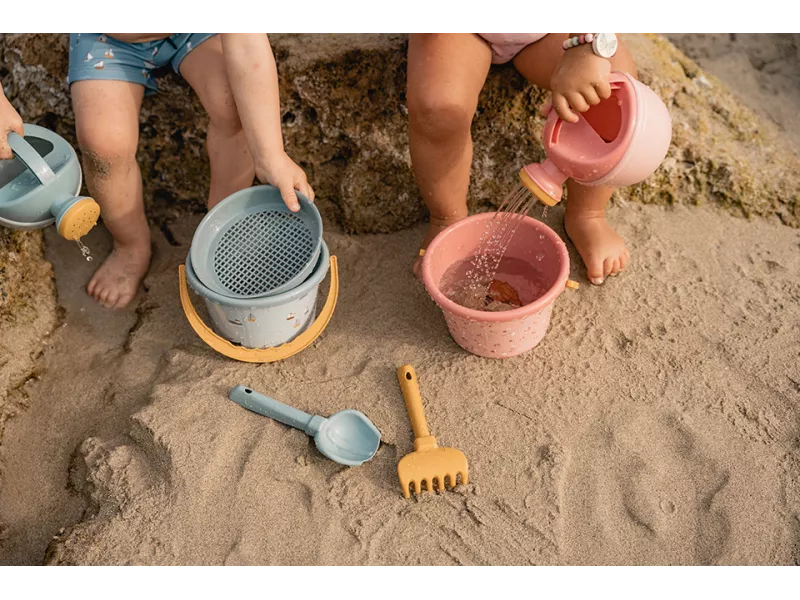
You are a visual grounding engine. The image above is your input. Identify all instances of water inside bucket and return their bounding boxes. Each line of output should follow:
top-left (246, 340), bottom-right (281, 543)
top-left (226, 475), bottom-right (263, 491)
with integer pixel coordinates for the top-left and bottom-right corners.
top-left (441, 255), bottom-right (550, 312)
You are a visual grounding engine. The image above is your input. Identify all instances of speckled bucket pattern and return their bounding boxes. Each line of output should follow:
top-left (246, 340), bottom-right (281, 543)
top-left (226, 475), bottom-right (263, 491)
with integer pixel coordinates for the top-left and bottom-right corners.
top-left (442, 304), bottom-right (555, 358)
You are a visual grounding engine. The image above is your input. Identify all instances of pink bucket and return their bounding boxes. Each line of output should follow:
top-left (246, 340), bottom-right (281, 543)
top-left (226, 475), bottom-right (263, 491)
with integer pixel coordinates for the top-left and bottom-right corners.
top-left (421, 213), bottom-right (570, 359)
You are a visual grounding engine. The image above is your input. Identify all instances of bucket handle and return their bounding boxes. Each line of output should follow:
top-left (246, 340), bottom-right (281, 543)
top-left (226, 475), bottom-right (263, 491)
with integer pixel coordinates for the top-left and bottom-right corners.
top-left (7, 132), bottom-right (57, 186)
top-left (178, 256), bottom-right (339, 363)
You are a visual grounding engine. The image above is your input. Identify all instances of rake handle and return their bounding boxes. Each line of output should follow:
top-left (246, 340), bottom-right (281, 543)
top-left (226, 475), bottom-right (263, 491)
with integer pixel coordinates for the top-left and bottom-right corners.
top-left (396, 365), bottom-right (430, 440)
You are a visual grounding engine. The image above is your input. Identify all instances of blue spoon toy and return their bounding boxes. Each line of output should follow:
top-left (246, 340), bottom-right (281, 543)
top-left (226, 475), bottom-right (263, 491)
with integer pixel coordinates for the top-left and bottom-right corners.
top-left (229, 385), bottom-right (381, 466)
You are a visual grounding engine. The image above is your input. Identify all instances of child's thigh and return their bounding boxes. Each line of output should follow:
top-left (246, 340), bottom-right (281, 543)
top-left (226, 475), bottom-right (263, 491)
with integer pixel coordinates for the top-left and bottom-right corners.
top-left (407, 34), bottom-right (492, 113)
top-left (71, 80), bottom-right (143, 160)
top-left (179, 36), bottom-right (239, 128)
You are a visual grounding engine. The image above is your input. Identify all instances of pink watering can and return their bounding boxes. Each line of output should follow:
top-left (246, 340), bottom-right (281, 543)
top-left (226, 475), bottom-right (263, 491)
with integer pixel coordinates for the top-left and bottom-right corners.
top-left (519, 71), bottom-right (672, 206)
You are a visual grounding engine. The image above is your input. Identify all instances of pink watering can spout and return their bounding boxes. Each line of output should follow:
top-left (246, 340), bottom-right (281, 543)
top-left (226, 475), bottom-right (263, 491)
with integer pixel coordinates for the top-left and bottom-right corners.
top-left (518, 71), bottom-right (672, 205)
top-left (519, 159), bottom-right (569, 206)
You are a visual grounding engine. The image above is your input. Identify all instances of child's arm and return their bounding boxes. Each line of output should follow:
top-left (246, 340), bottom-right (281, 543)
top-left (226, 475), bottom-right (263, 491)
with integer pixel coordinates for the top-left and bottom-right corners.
top-left (549, 33), bottom-right (615, 123)
top-left (0, 87), bottom-right (24, 160)
top-left (220, 33), bottom-right (314, 212)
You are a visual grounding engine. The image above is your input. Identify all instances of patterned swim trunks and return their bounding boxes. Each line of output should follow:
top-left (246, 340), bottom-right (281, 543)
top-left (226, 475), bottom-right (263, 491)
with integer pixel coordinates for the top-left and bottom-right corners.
top-left (67, 33), bottom-right (217, 94)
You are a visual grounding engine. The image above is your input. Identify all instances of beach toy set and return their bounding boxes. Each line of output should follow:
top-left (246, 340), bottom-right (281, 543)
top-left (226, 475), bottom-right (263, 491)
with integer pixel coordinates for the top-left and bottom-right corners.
top-left (0, 124), bottom-right (100, 240)
top-left (179, 185), bottom-right (338, 364)
top-left (423, 72), bottom-right (672, 358)
top-left (227, 365), bottom-right (469, 500)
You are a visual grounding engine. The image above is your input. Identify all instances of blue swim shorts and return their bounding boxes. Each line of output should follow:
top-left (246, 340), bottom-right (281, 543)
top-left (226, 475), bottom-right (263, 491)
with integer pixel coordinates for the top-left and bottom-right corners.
top-left (67, 33), bottom-right (217, 94)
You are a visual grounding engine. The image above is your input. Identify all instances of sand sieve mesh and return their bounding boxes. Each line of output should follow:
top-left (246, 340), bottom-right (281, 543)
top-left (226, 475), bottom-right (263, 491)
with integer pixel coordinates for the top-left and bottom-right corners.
top-left (190, 186), bottom-right (323, 299)
top-left (212, 210), bottom-right (316, 297)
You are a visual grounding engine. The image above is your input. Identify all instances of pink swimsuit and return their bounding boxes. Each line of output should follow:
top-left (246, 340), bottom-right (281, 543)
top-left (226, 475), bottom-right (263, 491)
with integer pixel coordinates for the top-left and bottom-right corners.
top-left (477, 33), bottom-right (549, 64)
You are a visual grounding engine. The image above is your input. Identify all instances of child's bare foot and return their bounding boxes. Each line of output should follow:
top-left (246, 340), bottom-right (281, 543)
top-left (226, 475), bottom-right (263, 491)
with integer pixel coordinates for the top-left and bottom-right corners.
top-left (565, 210), bottom-right (629, 286)
top-left (87, 241), bottom-right (152, 309)
top-left (414, 215), bottom-right (466, 279)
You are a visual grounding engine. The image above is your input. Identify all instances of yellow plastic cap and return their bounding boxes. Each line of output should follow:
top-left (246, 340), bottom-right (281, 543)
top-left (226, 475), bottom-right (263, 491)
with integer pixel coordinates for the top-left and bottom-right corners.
top-left (58, 197), bottom-right (101, 241)
top-left (519, 168), bottom-right (559, 207)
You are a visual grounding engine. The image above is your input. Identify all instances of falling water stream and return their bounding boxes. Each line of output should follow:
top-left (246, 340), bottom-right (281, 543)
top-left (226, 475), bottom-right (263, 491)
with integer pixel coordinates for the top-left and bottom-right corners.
top-left (441, 184), bottom-right (542, 311)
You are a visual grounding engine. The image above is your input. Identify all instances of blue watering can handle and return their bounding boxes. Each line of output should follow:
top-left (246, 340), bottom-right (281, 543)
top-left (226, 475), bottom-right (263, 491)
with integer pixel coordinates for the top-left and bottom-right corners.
top-left (229, 384), bottom-right (315, 432)
top-left (7, 132), bottom-right (57, 186)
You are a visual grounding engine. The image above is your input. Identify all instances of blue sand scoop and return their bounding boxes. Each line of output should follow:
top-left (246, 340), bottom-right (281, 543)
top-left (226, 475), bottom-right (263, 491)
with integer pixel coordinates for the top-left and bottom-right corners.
top-left (229, 385), bottom-right (381, 466)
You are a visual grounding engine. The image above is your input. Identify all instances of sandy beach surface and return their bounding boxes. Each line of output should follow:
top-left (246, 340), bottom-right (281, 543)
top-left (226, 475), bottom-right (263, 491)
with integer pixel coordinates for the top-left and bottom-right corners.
top-left (0, 35), bottom-right (799, 565)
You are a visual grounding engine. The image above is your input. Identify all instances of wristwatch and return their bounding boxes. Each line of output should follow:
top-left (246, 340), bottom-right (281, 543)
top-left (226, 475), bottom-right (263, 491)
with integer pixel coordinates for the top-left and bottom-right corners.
top-left (592, 33), bottom-right (618, 59)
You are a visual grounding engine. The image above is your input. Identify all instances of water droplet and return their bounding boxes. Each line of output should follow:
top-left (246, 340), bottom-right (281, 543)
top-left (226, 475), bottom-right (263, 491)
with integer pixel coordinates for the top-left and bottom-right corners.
top-left (76, 239), bottom-right (93, 262)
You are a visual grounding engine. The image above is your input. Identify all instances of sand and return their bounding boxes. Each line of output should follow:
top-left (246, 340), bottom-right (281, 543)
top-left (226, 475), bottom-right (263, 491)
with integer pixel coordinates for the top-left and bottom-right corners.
top-left (667, 33), bottom-right (800, 151)
top-left (1, 34), bottom-right (800, 565)
top-left (0, 200), bottom-right (797, 566)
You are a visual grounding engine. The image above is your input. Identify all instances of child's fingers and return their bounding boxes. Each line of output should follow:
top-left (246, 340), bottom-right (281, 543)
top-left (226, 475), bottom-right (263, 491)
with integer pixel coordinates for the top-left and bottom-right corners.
top-left (279, 182), bottom-right (301, 212)
top-left (298, 179), bottom-right (315, 202)
top-left (552, 94), bottom-right (578, 123)
top-left (594, 80), bottom-right (612, 100)
top-left (1, 120), bottom-right (25, 159)
top-left (581, 86), bottom-right (601, 106)
top-left (566, 91), bottom-right (590, 114)
top-left (0, 129), bottom-right (12, 160)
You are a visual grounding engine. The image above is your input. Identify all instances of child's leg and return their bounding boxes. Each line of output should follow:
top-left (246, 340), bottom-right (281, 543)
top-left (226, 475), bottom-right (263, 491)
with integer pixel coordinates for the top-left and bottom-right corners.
top-left (178, 36), bottom-right (255, 209)
top-left (513, 34), bottom-right (637, 285)
top-left (73, 80), bottom-right (151, 310)
top-left (407, 34), bottom-right (492, 273)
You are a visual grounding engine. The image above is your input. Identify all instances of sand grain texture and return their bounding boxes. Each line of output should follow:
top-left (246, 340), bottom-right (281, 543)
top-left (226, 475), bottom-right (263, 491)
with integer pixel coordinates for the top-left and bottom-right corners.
top-left (1, 203), bottom-right (794, 566)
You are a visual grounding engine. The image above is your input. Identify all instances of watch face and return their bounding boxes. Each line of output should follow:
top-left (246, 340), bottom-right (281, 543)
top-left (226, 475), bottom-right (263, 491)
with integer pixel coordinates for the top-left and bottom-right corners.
top-left (593, 33), bottom-right (618, 58)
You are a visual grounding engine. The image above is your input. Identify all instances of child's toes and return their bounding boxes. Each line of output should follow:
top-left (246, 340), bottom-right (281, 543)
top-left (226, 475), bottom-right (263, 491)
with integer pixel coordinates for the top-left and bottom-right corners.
top-left (603, 256), bottom-right (617, 279)
top-left (99, 289), bottom-right (113, 308)
top-left (609, 258), bottom-right (622, 277)
top-left (587, 259), bottom-right (606, 286)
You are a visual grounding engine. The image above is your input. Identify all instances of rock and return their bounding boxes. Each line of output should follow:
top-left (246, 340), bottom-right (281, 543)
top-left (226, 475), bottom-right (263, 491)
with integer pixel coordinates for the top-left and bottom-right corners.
top-left (2, 33), bottom-right (798, 235)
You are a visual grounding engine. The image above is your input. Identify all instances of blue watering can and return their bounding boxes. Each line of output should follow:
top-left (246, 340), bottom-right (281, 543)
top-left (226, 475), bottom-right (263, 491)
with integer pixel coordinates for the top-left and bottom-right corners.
top-left (0, 124), bottom-right (100, 240)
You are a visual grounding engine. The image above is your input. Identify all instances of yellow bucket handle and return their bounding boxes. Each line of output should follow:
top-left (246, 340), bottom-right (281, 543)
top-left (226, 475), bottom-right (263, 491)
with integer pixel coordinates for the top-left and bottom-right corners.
top-left (178, 256), bottom-right (339, 363)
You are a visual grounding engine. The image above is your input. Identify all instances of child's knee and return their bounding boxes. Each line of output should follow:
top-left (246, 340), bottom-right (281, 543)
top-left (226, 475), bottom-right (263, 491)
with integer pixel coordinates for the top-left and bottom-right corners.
top-left (408, 92), bottom-right (473, 140)
top-left (77, 127), bottom-right (137, 179)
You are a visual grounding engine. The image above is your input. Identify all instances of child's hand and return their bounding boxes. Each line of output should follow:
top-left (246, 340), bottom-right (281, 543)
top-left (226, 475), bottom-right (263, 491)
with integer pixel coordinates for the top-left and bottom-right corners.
top-left (550, 44), bottom-right (612, 123)
top-left (256, 151), bottom-right (315, 212)
top-left (0, 91), bottom-right (24, 160)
